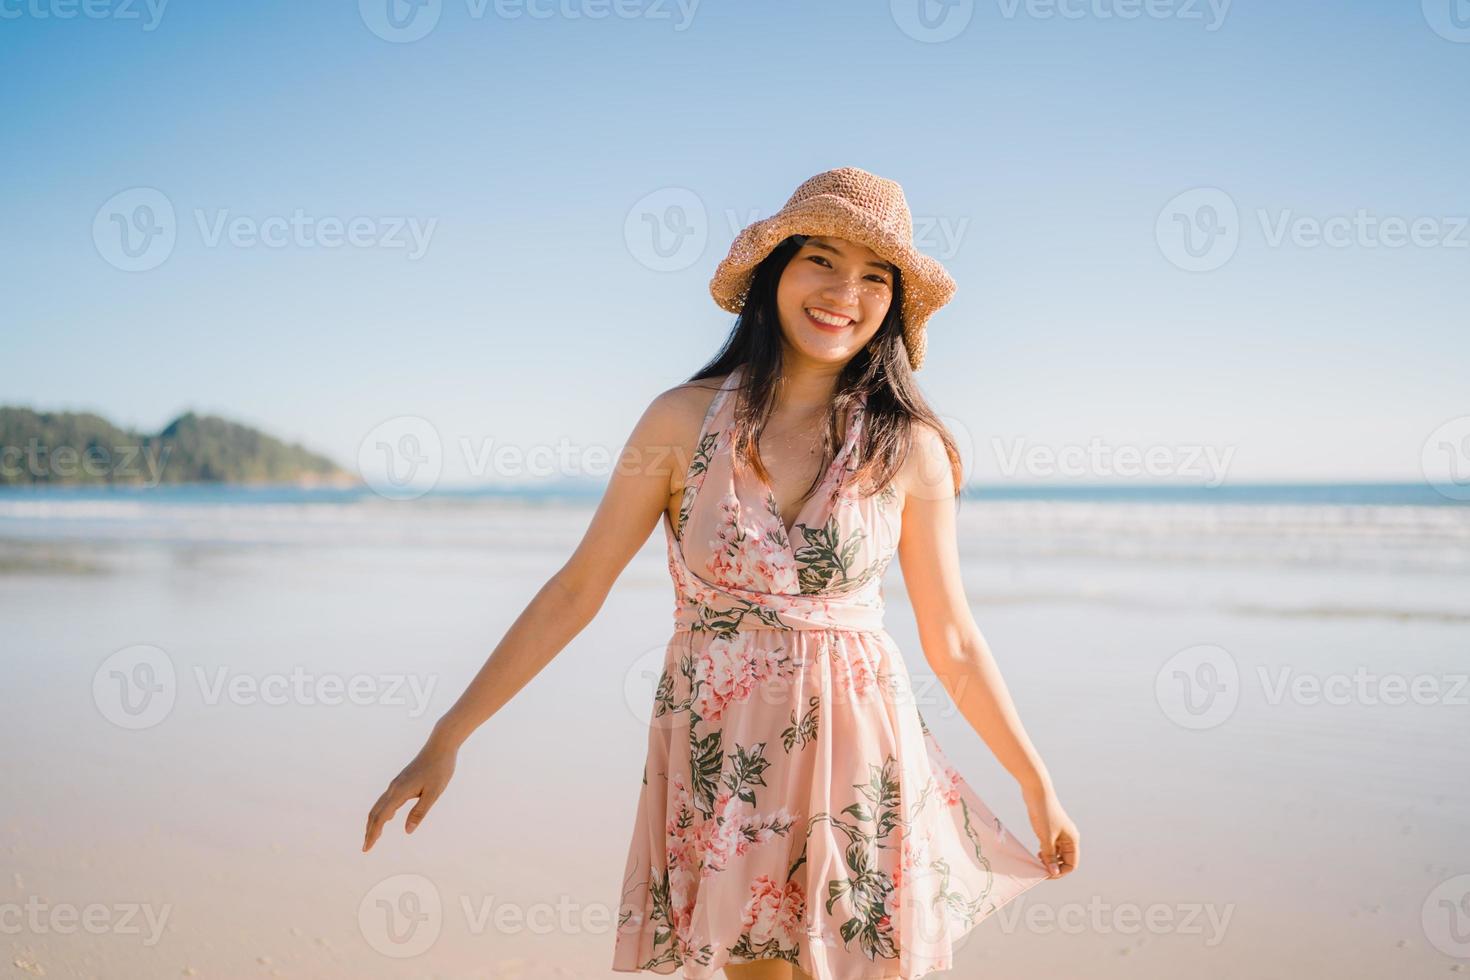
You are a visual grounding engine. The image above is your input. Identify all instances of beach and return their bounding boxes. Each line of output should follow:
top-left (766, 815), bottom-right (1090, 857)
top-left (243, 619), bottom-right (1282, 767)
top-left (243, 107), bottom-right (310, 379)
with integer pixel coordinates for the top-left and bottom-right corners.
top-left (2, 485), bottom-right (1466, 978)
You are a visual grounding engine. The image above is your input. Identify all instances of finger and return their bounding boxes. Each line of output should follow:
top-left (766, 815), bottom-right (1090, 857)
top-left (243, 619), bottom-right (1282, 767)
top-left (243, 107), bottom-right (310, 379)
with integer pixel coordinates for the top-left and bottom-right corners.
top-left (1058, 833), bottom-right (1079, 871)
top-left (1037, 839), bottom-right (1060, 876)
top-left (404, 785), bottom-right (442, 834)
top-left (364, 784), bottom-right (410, 850)
top-left (1046, 832), bottom-right (1075, 875)
top-left (364, 797), bottom-right (385, 850)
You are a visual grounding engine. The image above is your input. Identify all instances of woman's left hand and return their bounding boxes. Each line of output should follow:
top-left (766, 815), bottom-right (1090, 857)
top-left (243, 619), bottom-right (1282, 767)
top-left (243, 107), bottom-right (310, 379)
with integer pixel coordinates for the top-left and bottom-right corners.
top-left (1022, 781), bottom-right (1080, 878)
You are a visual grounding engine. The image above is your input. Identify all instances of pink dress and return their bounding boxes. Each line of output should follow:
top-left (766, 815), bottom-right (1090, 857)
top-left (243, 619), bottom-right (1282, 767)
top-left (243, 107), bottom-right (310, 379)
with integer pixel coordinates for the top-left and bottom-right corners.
top-left (612, 364), bottom-right (1050, 980)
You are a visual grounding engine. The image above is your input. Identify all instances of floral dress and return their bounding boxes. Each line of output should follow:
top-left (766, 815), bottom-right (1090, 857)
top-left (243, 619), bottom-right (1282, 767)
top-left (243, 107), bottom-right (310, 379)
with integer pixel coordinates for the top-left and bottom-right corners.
top-left (611, 364), bottom-right (1050, 980)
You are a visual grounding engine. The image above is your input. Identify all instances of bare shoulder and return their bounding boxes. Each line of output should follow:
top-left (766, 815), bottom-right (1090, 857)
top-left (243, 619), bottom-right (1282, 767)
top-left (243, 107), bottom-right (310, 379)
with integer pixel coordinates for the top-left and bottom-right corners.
top-left (642, 372), bottom-right (728, 437)
top-left (635, 373), bottom-right (730, 491)
top-left (660, 371), bottom-right (728, 412)
top-left (895, 418), bottom-right (956, 504)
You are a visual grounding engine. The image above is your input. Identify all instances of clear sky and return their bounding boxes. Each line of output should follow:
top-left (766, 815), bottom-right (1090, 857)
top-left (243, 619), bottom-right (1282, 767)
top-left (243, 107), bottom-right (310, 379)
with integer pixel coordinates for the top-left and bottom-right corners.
top-left (3, 0), bottom-right (1466, 486)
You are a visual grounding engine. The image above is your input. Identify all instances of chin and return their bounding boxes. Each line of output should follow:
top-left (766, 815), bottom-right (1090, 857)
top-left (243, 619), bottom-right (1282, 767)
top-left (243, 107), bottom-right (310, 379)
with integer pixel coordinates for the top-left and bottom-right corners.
top-left (793, 343), bottom-right (856, 364)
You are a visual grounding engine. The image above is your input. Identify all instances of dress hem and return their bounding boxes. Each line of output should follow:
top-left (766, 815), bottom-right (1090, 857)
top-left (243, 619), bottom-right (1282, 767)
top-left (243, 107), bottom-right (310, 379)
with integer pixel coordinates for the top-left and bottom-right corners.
top-left (609, 865), bottom-right (1052, 980)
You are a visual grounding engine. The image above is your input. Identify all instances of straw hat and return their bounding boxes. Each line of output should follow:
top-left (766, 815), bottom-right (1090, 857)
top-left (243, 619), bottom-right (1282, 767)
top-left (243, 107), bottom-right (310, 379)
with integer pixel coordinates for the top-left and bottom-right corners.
top-left (708, 167), bottom-right (957, 371)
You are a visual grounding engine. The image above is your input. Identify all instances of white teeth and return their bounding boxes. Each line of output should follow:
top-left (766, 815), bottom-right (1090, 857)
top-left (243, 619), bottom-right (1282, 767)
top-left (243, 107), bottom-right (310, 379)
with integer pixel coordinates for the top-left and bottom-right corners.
top-left (807, 308), bottom-right (852, 326)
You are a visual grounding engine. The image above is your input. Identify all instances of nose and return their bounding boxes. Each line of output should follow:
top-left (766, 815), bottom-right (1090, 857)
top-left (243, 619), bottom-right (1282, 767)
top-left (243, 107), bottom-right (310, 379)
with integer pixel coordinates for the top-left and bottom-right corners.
top-left (820, 278), bottom-right (860, 310)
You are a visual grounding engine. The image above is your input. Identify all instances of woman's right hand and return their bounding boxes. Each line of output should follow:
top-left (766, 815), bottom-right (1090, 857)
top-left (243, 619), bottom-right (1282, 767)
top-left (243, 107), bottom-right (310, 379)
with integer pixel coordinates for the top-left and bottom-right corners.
top-left (362, 741), bottom-right (458, 852)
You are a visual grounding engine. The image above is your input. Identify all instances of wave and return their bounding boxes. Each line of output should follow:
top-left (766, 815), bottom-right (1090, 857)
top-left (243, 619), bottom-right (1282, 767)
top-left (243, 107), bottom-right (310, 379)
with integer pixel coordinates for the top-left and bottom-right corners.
top-left (1, 492), bottom-right (1466, 572)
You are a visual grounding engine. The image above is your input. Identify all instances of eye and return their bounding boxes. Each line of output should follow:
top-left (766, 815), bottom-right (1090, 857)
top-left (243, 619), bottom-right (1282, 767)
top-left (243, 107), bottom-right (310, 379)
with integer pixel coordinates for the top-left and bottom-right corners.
top-left (808, 254), bottom-right (889, 285)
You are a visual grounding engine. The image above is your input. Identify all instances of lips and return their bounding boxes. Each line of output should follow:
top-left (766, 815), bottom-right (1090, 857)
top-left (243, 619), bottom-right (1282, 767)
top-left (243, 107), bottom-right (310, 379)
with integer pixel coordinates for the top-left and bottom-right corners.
top-left (805, 306), bottom-right (854, 329)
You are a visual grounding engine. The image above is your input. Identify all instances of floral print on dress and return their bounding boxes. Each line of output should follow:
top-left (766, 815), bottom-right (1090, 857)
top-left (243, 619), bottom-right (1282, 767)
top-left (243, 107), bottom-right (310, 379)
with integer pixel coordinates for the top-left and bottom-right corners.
top-left (737, 874), bottom-right (806, 959)
top-left (613, 364), bottom-right (1051, 980)
top-left (690, 630), bottom-right (796, 725)
top-left (709, 490), bottom-right (801, 596)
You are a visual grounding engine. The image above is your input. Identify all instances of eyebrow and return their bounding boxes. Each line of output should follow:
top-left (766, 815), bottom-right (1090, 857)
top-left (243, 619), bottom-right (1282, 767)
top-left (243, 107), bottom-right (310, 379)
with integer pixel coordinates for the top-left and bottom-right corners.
top-left (806, 238), bottom-right (897, 275)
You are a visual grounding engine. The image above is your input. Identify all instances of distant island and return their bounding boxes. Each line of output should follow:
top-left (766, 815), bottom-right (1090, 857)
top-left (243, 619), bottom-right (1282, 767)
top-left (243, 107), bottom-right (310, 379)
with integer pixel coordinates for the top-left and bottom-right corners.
top-left (0, 407), bottom-right (356, 486)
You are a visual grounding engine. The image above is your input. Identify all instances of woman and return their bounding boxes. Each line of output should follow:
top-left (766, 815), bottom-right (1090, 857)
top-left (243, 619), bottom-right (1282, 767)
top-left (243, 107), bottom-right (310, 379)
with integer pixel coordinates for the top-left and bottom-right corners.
top-left (364, 167), bottom-right (1079, 980)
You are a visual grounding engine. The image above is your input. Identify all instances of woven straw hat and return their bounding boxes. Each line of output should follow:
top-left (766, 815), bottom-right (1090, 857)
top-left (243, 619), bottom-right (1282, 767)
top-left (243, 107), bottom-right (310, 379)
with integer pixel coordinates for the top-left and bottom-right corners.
top-left (709, 167), bottom-right (956, 371)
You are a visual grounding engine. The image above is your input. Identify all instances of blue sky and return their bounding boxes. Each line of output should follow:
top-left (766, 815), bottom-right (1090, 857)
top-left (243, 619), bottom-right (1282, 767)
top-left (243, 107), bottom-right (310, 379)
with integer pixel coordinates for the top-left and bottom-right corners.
top-left (3, 0), bottom-right (1467, 486)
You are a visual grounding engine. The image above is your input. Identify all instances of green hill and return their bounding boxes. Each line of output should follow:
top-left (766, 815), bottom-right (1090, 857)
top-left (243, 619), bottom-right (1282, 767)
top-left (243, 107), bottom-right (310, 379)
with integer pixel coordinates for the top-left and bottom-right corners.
top-left (0, 407), bottom-right (354, 486)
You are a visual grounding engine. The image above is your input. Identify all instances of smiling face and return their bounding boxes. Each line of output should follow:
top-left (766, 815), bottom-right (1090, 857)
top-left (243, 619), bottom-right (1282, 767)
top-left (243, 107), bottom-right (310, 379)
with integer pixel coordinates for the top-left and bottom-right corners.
top-left (774, 235), bottom-right (896, 366)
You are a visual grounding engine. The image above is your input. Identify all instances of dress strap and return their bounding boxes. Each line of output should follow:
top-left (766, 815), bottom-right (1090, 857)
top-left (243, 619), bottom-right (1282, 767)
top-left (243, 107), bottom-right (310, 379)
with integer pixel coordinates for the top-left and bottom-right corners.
top-left (689, 368), bottom-right (740, 461)
top-left (671, 368), bottom-right (741, 540)
top-left (706, 366), bottom-right (741, 429)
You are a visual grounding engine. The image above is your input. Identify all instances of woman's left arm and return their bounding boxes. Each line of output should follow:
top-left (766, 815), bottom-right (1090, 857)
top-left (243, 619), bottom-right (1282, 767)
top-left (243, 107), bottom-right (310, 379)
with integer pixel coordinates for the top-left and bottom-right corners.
top-left (894, 422), bottom-right (1080, 878)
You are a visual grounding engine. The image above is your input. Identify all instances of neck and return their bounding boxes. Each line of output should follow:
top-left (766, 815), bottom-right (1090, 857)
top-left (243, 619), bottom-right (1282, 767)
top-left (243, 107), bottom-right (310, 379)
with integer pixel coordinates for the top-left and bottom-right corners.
top-left (771, 360), bottom-right (844, 416)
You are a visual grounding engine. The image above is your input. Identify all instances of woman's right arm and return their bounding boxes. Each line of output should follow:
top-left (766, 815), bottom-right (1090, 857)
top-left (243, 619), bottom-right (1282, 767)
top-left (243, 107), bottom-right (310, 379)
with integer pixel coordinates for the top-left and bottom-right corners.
top-left (361, 383), bottom-right (699, 852)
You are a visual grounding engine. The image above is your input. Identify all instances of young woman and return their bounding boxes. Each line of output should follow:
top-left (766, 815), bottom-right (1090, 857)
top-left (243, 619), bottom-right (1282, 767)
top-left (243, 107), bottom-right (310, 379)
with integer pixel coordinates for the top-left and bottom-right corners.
top-left (364, 167), bottom-right (1079, 980)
